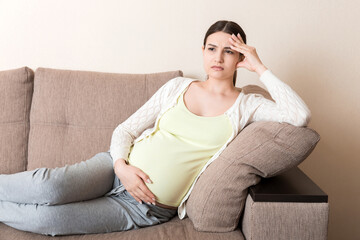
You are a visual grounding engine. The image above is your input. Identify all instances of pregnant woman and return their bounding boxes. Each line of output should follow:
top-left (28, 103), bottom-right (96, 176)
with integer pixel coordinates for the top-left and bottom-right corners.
top-left (0, 20), bottom-right (311, 236)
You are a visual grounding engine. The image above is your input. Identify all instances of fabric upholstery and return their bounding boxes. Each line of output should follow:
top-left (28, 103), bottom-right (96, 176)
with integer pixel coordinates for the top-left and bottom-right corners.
top-left (0, 67), bottom-right (34, 174)
top-left (186, 85), bottom-right (320, 232)
top-left (241, 194), bottom-right (329, 240)
top-left (0, 217), bottom-right (245, 240)
top-left (27, 68), bottom-right (182, 170)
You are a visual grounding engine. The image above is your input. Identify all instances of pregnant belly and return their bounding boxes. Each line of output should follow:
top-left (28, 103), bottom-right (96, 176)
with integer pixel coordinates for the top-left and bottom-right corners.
top-left (127, 134), bottom-right (208, 207)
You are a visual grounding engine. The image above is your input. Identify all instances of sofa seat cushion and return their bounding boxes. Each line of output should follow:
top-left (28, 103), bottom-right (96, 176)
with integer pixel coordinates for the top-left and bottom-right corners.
top-left (27, 67), bottom-right (182, 170)
top-left (0, 216), bottom-right (244, 240)
top-left (0, 67), bottom-right (34, 174)
top-left (186, 86), bottom-right (320, 232)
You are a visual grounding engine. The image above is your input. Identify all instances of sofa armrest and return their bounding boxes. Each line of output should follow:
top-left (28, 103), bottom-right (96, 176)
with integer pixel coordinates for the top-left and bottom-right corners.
top-left (249, 166), bottom-right (328, 203)
top-left (240, 167), bottom-right (329, 240)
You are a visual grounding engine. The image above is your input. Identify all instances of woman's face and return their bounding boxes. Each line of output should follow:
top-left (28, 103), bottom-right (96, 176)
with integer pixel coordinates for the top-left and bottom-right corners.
top-left (202, 31), bottom-right (242, 81)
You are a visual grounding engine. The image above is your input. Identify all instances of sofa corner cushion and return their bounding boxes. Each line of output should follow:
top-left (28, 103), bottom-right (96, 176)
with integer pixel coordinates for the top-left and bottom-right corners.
top-left (0, 66), bottom-right (34, 174)
top-left (186, 121), bottom-right (320, 232)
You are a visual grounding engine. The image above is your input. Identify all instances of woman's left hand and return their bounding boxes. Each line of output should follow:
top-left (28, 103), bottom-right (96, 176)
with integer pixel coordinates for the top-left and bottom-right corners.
top-left (229, 33), bottom-right (268, 76)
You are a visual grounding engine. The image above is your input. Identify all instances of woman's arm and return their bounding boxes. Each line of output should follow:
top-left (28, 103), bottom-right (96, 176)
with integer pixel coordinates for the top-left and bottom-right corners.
top-left (109, 77), bottom-right (179, 166)
top-left (109, 77), bottom-right (179, 204)
top-left (229, 33), bottom-right (311, 127)
top-left (248, 69), bottom-right (311, 127)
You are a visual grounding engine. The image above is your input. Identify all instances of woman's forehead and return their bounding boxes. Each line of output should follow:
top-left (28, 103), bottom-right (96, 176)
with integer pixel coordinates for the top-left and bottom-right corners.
top-left (206, 32), bottom-right (232, 48)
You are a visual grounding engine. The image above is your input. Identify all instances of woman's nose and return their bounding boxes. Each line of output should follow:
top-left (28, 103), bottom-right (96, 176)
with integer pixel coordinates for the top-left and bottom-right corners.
top-left (215, 52), bottom-right (224, 63)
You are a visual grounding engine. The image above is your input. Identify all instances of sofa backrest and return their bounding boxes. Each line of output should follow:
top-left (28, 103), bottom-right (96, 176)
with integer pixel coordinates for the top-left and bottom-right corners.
top-left (0, 67), bottom-right (34, 174)
top-left (27, 67), bottom-right (183, 170)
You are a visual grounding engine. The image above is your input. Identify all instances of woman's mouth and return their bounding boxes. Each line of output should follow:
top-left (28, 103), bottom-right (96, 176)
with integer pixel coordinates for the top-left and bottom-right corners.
top-left (211, 66), bottom-right (224, 71)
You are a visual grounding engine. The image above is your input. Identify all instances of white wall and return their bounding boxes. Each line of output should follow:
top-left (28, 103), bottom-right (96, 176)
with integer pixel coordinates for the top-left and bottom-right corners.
top-left (1, 1), bottom-right (359, 239)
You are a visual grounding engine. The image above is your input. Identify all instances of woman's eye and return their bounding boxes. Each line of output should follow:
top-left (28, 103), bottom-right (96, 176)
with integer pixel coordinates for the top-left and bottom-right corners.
top-left (207, 48), bottom-right (233, 54)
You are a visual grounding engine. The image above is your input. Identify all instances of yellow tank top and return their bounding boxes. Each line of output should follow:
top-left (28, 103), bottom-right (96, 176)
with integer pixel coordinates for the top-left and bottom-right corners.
top-left (127, 86), bottom-right (233, 207)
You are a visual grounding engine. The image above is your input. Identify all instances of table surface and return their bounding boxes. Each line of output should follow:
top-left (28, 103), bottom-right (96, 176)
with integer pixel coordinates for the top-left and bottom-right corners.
top-left (249, 166), bottom-right (328, 203)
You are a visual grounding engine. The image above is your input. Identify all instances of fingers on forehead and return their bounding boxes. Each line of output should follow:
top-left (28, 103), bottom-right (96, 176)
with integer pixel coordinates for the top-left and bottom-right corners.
top-left (230, 34), bottom-right (244, 45)
top-left (237, 33), bottom-right (245, 43)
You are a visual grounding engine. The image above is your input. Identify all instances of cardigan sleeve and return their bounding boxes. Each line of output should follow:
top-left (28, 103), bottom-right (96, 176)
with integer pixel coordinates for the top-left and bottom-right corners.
top-left (109, 77), bottom-right (179, 166)
top-left (247, 69), bottom-right (311, 127)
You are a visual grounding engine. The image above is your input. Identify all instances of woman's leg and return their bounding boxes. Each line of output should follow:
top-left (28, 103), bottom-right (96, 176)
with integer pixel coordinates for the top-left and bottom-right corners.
top-left (0, 181), bottom-right (177, 236)
top-left (0, 151), bottom-right (114, 205)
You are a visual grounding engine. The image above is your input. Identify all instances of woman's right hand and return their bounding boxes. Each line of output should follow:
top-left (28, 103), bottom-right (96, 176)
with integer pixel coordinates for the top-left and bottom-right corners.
top-left (114, 159), bottom-right (156, 205)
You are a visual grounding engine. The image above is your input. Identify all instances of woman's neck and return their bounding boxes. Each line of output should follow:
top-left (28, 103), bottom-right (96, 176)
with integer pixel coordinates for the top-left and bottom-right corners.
top-left (203, 77), bottom-right (237, 95)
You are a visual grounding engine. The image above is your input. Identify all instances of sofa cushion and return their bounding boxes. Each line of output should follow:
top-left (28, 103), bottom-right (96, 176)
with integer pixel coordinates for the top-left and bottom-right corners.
top-left (27, 68), bottom-right (183, 170)
top-left (0, 216), bottom-right (245, 240)
top-left (0, 67), bottom-right (34, 174)
top-left (186, 86), bottom-right (320, 232)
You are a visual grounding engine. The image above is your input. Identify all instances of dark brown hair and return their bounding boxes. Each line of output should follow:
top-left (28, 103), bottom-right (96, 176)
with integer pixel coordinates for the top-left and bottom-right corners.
top-left (203, 20), bottom-right (247, 86)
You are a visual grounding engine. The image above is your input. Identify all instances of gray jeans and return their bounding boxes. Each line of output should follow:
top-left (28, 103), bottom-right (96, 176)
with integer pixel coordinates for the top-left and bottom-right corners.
top-left (0, 151), bottom-right (177, 236)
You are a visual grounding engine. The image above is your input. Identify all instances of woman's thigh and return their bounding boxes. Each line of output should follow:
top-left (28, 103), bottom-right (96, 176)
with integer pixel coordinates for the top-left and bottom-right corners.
top-left (0, 193), bottom-right (164, 236)
top-left (0, 151), bottom-right (115, 205)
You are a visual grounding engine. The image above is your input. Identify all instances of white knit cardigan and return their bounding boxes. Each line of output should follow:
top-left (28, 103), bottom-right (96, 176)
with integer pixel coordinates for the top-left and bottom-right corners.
top-left (109, 69), bottom-right (311, 219)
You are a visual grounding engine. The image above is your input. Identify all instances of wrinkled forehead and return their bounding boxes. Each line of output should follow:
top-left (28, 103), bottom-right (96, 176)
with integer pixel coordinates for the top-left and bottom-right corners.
top-left (205, 32), bottom-right (232, 48)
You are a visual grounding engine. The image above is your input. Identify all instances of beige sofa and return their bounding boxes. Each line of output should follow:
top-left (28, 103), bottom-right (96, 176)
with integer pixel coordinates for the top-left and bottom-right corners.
top-left (0, 67), bottom-right (329, 239)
